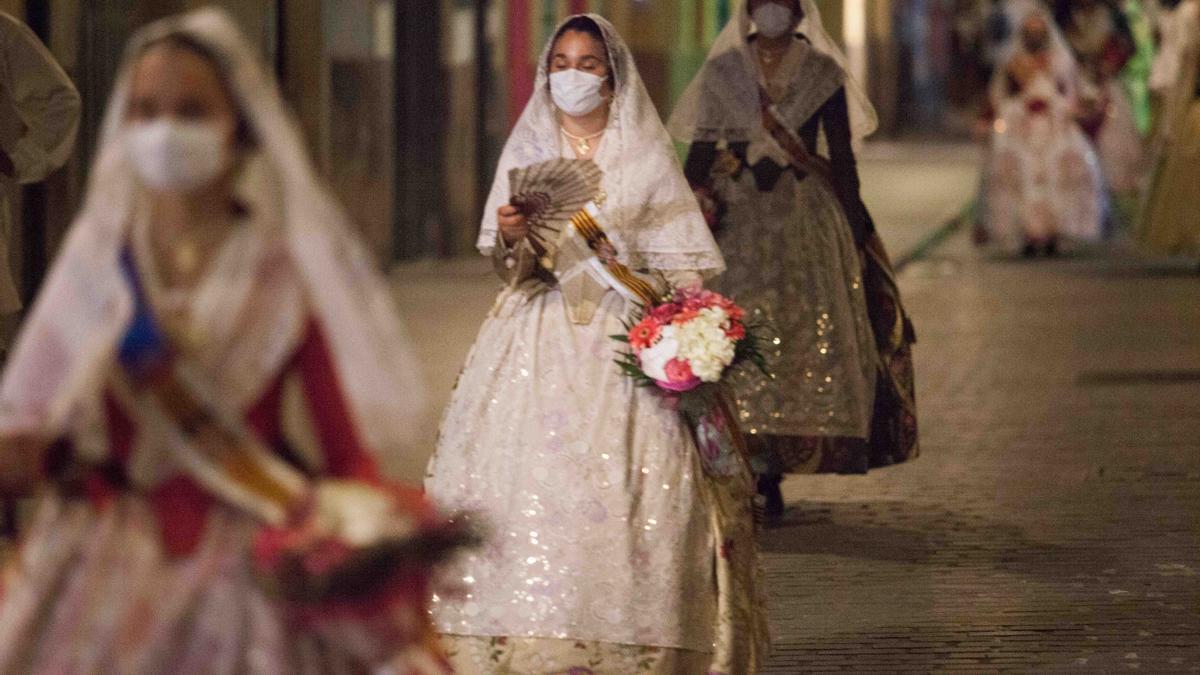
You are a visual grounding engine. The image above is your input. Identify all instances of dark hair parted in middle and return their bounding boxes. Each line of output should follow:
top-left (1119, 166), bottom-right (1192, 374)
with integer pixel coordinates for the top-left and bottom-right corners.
top-left (548, 16), bottom-right (616, 91)
top-left (140, 32), bottom-right (257, 149)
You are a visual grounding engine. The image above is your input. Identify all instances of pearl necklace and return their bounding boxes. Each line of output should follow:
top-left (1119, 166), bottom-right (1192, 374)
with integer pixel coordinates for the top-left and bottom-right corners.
top-left (559, 126), bottom-right (605, 156)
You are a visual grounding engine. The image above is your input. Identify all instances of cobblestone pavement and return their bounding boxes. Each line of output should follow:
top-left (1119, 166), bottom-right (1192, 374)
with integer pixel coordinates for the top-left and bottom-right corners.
top-left (762, 234), bottom-right (1200, 673)
top-left (857, 142), bottom-right (980, 260)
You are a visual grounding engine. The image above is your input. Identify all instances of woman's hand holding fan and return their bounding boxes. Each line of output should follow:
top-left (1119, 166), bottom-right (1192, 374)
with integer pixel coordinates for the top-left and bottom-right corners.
top-left (497, 204), bottom-right (529, 245)
top-left (507, 158), bottom-right (603, 269)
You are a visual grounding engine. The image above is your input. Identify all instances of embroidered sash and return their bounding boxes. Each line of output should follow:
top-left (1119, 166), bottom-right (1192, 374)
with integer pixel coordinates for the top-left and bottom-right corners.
top-left (757, 84), bottom-right (835, 189)
top-left (117, 247), bottom-right (306, 524)
top-left (568, 202), bottom-right (660, 307)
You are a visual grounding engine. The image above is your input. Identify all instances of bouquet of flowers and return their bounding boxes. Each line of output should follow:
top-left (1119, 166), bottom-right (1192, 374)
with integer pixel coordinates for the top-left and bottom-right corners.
top-left (615, 286), bottom-right (766, 395)
top-left (248, 480), bottom-right (478, 669)
top-left (613, 287), bottom-right (769, 476)
top-left (252, 480), bottom-right (477, 623)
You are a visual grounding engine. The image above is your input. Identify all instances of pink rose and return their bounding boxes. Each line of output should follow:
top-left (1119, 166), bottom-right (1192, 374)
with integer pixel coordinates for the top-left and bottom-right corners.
top-left (679, 288), bottom-right (718, 309)
top-left (656, 358), bottom-right (701, 392)
top-left (665, 358), bottom-right (694, 382)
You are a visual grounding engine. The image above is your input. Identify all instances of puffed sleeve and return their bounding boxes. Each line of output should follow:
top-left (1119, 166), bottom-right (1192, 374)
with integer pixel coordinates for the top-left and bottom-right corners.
top-left (682, 141), bottom-right (719, 188)
top-left (0, 13), bottom-right (81, 184)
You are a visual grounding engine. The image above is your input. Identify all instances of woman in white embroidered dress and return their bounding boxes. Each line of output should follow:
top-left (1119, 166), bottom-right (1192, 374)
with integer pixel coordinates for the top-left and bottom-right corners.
top-left (984, 6), bottom-right (1106, 254)
top-left (0, 10), bottom-right (442, 673)
top-left (425, 14), bottom-right (767, 675)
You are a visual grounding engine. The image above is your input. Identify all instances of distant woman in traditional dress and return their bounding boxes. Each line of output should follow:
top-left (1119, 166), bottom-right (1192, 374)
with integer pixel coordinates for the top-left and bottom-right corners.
top-left (425, 14), bottom-right (768, 675)
top-left (668, 0), bottom-right (919, 521)
top-left (1053, 0), bottom-right (1145, 197)
top-left (985, 6), bottom-right (1106, 254)
top-left (1138, 0), bottom-right (1200, 257)
top-left (0, 10), bottom-right (445, 673)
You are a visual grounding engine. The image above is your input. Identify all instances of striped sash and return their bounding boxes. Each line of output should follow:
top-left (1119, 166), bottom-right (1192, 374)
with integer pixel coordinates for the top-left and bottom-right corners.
top-left (568, 204), bottom-right (660, 307)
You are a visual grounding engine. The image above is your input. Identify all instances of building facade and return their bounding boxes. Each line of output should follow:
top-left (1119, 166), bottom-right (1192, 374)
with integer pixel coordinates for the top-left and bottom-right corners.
top-left (6, 0), bottom-right (972, 291)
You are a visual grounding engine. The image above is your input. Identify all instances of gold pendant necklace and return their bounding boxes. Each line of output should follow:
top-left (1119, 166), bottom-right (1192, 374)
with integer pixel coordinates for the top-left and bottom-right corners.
top-left (173, 241), bottom-right (201, 277)
top-left (756, 42), bottom-right (787, 67)
top-left (560, 127), bottom-right (604, 156)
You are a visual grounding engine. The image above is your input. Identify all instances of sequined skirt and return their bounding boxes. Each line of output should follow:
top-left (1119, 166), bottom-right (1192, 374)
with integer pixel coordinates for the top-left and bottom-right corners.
top-left (743, 233), bottom-right (919, 476)
top-left (434, 423), bottom-right (769, 674)
top-left (714, 171), bottom-right (877, 446)
top-left (426, 287), bottom-right (718, 652)
top-left (439, 634), bottom-right (711, 674)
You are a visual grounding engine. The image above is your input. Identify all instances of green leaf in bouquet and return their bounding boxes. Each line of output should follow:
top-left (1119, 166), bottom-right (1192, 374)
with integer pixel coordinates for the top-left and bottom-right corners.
top-left (616, 361), bottom-right (645, 377)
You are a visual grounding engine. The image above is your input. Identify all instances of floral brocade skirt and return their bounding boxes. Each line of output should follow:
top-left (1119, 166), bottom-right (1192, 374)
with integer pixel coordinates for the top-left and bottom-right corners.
top-left (437, 463), bottom-right (768, 675)
top-left (0, 494), bottom-right (444, 675)
top-left (715, 173), bottom-right (918, 476)
top-left (439, 635), bottom-right (712, 675)
top-left (984, 99), bottom-right (1105, 249)
top-left (748, 239), bottom-right (920, 478)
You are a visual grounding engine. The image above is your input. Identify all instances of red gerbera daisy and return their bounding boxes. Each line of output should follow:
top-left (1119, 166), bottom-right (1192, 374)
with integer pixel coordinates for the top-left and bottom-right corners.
top-left (628, 317), bottom-right (663, 350)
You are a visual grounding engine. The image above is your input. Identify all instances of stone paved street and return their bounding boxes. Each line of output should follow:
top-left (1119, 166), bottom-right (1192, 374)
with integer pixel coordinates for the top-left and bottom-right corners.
top-left (856, 142), bottom-right (980, 262)
top-left (389, 143), bottom-right (1200, 672)
top-left (762, 234), bottom-right (1200, 673)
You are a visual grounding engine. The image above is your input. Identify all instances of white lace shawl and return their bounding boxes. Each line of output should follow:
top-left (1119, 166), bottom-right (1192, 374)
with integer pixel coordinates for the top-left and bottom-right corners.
top-left (0, 9), bottom-right (426, 461)
top-left (477, 14), bottom-right (724, 277)
top-left (667, 0), bottom-right (878, 144)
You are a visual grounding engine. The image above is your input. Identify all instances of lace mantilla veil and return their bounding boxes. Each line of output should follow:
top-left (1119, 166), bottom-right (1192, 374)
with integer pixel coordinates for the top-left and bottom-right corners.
top-left (0, 9), bottom-right (427, 461)
top-left (667, 0), bottom-right (878, 144)
top-left (478, 14), bottom-right (725, 278)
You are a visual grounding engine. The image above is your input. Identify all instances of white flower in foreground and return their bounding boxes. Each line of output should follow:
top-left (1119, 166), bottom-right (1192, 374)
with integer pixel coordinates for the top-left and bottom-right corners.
top-left (676, 308), bottom-right (735, 382)
top-left (314, 480), bottom-right (415, 546)
top-left (638, 324), bottom-right (680, 381)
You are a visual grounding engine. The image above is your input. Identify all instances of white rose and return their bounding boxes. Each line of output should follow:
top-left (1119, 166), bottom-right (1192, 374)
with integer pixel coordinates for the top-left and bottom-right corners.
top-left (690, 357), bottom-right (725, 382)
top-left (676, 309), bottom-right (736, 382)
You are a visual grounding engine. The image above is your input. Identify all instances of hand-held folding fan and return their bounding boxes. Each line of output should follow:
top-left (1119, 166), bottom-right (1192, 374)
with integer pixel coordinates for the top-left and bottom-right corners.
top-left (508, 158), bottom-right (603, 264)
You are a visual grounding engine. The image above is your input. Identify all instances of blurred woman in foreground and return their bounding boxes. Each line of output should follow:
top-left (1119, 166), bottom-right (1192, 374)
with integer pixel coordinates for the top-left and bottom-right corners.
top-left (0, 10), bottom-right (449, 673)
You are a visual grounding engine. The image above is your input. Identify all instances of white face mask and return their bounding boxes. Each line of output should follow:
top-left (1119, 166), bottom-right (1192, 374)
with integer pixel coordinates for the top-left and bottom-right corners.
top-left (123, 119), bottom-right (231, 192)
top-left (753, 3), bottom-right (798, 40)
top-left (549, 69), bottom-right (609, 117)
